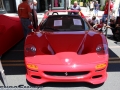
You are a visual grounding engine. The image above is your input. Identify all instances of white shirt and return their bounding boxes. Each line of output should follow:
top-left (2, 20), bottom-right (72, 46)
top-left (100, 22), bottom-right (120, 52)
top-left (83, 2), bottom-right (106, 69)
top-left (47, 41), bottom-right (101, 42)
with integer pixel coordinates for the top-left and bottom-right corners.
top-left (87, 16), bottom-right (100, 25)
top-left (30, 4), bottom-right (37, 10)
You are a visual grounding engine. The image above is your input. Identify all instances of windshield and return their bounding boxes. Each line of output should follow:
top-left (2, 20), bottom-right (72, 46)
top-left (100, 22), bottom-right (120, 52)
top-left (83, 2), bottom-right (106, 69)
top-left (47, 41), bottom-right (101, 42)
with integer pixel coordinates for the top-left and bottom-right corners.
top-left (41, 15), bottom-right (90, 31)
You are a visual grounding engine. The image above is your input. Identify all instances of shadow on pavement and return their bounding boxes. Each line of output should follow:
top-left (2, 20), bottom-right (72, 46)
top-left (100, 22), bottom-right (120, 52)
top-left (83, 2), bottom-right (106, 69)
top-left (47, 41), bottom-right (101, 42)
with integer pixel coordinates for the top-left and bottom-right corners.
top-left (107, 63), bottom-right (120, 72)
top-left (108, 48), bottom-right (119, 58)
top-left (1, 39), bottom-right (26, 75)
top-left (108, 48), bottom-right (120, 72)
top-left (27, 80), bottom-right (104, 89)
top-left (3, 66), bottom-right (26, 75)
top-left (107, 34), bottom-right (120, 44)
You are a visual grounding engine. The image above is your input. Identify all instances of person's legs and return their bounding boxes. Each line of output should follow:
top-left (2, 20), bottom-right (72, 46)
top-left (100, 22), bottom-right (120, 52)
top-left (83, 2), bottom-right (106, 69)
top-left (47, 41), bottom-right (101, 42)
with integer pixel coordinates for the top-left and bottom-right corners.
top-left (20, 18), bottom-right (31, 38)
top-left (95, 9), bottom-right (98, 16)
top-left (96, 10), bottom-right (98, 16)
top-left (93, 9), bottom-right (96, 16)
top-left (102, 14), bottom-right (108, 23)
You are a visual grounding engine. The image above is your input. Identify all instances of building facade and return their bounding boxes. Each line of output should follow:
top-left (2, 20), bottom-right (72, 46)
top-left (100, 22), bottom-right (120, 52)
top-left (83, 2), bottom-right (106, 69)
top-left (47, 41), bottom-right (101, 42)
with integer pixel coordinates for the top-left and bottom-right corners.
top-left (0, 0), bottom-right (70, 13)
top-left (0, 0), bottom-right (119, 14)
top-left (0, 0), bottom-right (6, 14)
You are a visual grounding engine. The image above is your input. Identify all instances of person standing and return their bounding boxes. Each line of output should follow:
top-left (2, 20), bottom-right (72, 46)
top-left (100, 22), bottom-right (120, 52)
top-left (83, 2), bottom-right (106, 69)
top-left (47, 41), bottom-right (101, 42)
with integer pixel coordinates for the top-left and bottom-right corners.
top-left (86, 2), bottom-right (90, 12)
top-left (71, 1), bottom-right (81, 15)
top-left (29, 0), bottom-right (37, 12)
top-left (94, 1), bottom-right (99, 16)
top-left (89, 1), bottom-right (94, 15)
top-left (102, 0), bottom-right (113, 23)
top-left (18, 0), bottom-right (33, 38)
top-left (111, 0), bottom-right (115, 16)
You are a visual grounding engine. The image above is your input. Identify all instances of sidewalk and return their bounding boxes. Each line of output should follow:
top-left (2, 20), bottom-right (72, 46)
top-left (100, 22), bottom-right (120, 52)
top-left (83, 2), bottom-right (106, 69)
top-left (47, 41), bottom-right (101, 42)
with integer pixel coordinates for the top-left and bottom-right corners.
top-left (3, 7), bottom-right (104, 18)
top-left (80, 7), bottom-right (104, 17)
top-left (3, 12), bottom-right (44, 19)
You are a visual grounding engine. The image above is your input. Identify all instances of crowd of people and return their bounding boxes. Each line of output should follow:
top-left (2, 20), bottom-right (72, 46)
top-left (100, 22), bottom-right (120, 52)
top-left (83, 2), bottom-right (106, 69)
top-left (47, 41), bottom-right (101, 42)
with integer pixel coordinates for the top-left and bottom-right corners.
top-left (71, 0), bottom-right (120, 41)
top-left (17, 0), bottom-right (120, 41)
top-left (85, 0), bottom-right (100, 16)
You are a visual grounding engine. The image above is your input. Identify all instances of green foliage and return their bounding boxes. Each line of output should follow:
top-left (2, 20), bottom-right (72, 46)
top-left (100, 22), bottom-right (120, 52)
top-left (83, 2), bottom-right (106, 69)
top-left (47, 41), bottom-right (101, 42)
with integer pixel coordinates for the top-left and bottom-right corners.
top-left (100, 5), bottom-right (105, 11)
top-left (85, 0), bottom-right (89, 3)
top-left (71, 0), bottom-right (89, 5)
top-left (71, 0), bottom-right (78, 4)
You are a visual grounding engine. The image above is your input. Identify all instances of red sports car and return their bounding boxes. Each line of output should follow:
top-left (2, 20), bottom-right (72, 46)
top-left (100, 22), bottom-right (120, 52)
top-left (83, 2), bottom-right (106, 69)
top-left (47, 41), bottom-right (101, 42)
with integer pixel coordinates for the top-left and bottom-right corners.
top-left (24, 10), bottom-right (109, 85)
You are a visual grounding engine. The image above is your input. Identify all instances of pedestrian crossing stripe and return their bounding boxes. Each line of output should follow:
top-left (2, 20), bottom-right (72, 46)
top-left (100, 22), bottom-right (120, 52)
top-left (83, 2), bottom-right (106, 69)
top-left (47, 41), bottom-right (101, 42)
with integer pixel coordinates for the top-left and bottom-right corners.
top-left (1, 57), bottom-right (120, 66)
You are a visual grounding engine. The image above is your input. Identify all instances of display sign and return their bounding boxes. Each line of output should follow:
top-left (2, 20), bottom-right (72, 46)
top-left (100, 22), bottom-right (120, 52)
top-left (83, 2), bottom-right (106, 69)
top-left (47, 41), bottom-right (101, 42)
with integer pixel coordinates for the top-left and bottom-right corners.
top-left (54, 20), bottom-right (62, 26)
top-left (73, 19), bottom-right (82, 25)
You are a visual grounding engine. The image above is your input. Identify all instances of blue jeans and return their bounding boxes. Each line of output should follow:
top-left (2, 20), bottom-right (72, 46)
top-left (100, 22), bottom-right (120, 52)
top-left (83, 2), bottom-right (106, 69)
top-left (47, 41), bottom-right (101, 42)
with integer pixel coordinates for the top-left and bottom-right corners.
top-left (20, 18), bottom-right (31, 37)
top-left (94, 9), bottom-right (98, 15)
top-left (102, 14), bottom-right (108, 23)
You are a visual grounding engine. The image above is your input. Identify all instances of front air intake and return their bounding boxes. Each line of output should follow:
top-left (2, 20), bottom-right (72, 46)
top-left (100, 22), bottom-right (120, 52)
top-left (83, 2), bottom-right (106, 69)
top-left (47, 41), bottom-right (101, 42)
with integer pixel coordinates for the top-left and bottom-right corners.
top-left (44, 71), bottom-right (89, 76)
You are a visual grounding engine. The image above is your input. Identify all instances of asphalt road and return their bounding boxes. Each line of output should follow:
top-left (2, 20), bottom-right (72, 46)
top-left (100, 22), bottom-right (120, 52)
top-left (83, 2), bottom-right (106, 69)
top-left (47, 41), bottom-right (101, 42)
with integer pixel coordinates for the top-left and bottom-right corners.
top-left (0, 18), bottom-right (120, 90)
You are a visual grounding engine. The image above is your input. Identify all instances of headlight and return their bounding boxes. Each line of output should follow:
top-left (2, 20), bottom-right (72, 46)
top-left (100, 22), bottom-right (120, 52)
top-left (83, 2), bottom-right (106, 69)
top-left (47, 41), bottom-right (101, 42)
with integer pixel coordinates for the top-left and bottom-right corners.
top-left (27, 64), bottom-right (38, 70)
top-left (25, 44), bottom-right (36, 56)
top-left (96, 46), bottom-right (102, 52)
top-left (95, 63), bottom-right (106, 70)
top-left (30, 46), bottom-right (36, 52)
top-left (96, 44), bottom-right (108, 55)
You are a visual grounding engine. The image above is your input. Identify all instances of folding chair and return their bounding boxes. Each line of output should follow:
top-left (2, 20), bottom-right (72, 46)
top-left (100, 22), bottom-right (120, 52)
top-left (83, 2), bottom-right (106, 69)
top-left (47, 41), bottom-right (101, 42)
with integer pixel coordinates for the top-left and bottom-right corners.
top-left (0, 56), bottom-right (8, 86)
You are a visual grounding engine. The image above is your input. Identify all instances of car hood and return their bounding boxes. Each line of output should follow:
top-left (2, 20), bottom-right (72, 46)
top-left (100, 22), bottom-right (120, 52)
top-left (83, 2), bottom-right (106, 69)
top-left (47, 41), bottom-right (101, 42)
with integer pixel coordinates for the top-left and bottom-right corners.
top-left (45, 31), bottom-right (87, 53)
top-left (25, 31), bottom-right (108, 65)
top-left (25, 52), bottom-right (108, 65)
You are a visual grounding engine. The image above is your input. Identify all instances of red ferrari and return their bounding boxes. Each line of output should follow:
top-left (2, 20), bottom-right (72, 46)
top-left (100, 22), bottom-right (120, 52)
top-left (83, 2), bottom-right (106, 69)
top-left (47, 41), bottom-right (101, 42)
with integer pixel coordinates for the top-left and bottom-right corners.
top-left (24, 10), bottom-right (109, 85)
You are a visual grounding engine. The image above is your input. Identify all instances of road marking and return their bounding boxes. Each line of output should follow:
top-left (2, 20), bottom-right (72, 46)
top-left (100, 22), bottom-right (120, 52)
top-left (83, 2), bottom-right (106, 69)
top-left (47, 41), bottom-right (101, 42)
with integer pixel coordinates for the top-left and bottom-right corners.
top-left (1, 57), bottom-right (120, 66)
top-left (109, 57), bottom-right (120, 60)
top-left (2, 61), bottom-right (120, 66)
top-left (109, 60), bottom-right (120, 63)
top-left (1, 60), bottom-right (24, 63)
top-left (109, 46), bottom-right (120, 48)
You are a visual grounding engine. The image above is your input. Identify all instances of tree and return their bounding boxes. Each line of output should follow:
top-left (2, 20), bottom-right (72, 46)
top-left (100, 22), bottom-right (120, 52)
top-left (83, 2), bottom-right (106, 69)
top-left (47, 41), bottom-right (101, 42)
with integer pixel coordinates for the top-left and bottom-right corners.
top-left (71, 0), bottom-right (79, 5)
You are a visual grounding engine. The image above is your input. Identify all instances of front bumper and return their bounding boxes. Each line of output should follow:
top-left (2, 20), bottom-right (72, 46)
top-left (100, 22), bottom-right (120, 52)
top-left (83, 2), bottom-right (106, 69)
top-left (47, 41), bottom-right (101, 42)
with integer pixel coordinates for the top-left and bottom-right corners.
top-left (26, 63), bottom-right (108, 85)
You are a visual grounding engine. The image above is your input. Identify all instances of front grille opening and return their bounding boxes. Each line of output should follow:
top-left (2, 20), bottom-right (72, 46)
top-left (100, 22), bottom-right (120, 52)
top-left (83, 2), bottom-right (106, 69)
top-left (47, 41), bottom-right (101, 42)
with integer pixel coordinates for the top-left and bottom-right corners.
top-left (31, 75), bottom-right (41, 79)
top-left (92, 75), bottom-right (102, 79)
top-left (44, 71), bottom-right (89, 76)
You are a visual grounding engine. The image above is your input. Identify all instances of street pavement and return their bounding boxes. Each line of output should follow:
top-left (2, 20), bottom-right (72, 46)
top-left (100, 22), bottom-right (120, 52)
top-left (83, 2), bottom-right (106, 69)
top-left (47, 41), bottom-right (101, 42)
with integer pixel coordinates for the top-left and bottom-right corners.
top-left (3, 7), bottom-right (104, 19)
top-left (0, 7), bottom-right (120, 89)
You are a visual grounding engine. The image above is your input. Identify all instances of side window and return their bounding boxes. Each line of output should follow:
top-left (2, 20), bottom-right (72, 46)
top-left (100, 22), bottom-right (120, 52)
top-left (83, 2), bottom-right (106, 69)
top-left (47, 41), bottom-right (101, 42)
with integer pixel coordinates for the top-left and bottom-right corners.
top-left (39, 19), bottom-right (47, 30)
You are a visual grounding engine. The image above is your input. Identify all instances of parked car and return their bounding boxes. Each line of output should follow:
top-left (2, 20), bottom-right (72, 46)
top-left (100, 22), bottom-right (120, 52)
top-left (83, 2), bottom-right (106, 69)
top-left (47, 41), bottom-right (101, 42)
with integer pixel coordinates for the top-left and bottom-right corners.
top-left (24, 10), bottom-right (109, 85)
top-left (0, 15), bottom-right (24, 56)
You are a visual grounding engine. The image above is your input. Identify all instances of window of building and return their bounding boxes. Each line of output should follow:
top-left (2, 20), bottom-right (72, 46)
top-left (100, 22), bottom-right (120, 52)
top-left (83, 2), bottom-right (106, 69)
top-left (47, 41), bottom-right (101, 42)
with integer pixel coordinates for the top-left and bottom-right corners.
top-left (52, 0), bottom-right (65, 9)
top-left (0, 0), bottom-right (5, 11)
top-left (53, 0), bottom-right (64, 7)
